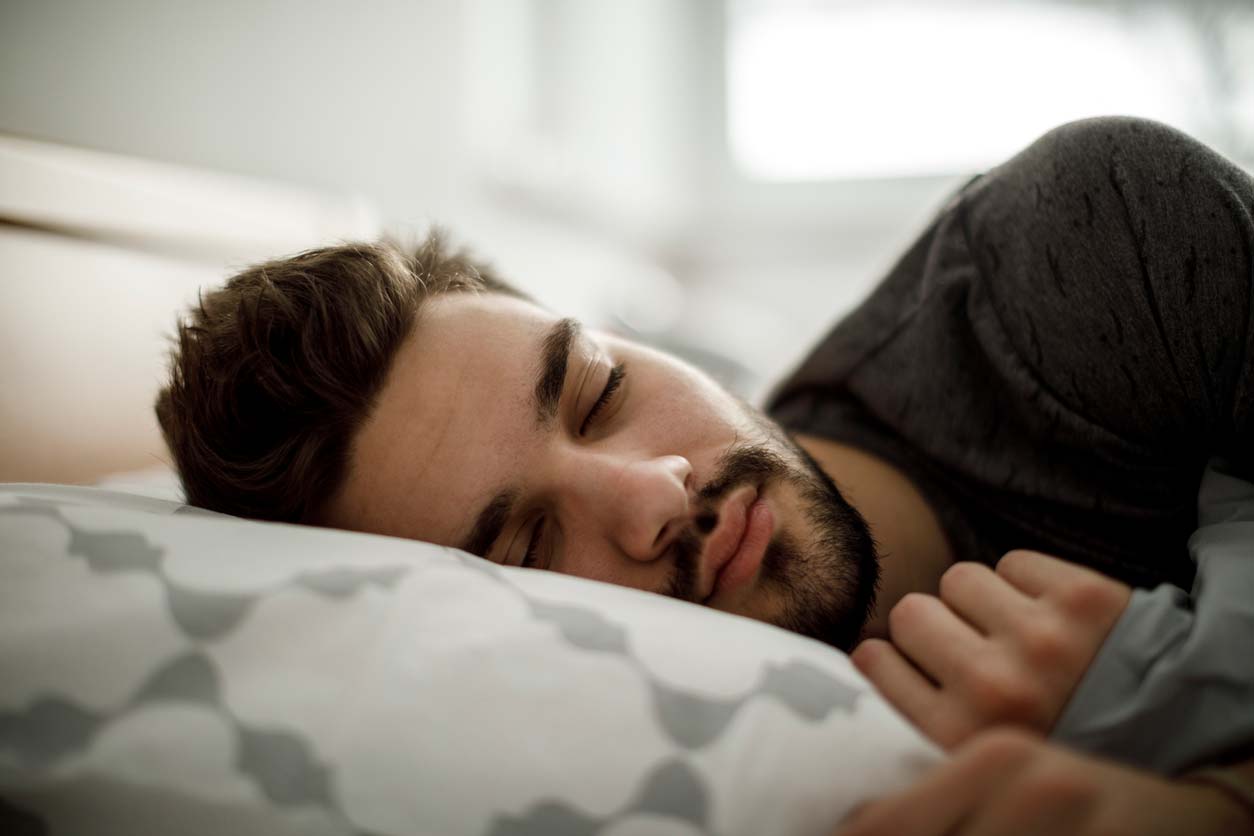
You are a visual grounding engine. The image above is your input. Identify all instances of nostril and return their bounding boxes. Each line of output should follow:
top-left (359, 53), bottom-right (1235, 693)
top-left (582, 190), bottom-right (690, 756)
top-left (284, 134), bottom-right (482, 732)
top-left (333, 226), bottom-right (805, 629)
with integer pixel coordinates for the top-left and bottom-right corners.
top-left (695, 511), bottom-right (717, 535)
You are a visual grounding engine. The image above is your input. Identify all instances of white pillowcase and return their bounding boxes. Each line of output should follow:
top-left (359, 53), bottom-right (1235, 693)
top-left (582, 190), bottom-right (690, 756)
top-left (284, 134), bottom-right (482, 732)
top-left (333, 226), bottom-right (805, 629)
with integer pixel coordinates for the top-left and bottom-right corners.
top-left (0, 483), bottom-right (941, 836)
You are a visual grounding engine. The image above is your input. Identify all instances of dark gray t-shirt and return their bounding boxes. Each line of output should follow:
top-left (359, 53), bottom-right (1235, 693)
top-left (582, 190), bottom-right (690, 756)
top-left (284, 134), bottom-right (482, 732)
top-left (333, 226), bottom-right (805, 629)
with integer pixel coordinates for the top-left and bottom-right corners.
top-left (768, 116), bottom-right (1254, 593)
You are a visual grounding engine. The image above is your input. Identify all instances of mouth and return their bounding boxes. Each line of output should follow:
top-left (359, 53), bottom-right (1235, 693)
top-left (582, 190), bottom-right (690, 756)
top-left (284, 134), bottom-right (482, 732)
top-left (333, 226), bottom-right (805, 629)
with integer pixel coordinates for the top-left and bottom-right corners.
top-left (700, 485), bottom-right (774, 605)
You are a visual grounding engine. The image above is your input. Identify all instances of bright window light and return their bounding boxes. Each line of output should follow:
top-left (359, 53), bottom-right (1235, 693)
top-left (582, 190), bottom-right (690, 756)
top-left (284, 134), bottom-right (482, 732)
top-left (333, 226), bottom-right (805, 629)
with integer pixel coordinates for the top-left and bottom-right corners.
top-left (728, 0), bottom-right (1209, 180)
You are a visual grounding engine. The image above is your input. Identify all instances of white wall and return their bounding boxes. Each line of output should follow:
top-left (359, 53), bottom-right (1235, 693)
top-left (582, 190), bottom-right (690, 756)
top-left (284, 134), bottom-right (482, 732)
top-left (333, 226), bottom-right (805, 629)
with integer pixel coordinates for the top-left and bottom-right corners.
top-left (0, 0), bottom-right (469, 225)
top-left (9, 0), bottom-right (1248, 403)
top-left (0, 0), bottom-right (670, 335)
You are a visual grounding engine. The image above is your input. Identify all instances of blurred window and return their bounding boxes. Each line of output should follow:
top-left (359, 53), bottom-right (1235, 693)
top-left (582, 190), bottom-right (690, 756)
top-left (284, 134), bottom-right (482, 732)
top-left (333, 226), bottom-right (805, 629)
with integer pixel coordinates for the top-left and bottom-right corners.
top-left (728, 0), bottom-right (1254, 180)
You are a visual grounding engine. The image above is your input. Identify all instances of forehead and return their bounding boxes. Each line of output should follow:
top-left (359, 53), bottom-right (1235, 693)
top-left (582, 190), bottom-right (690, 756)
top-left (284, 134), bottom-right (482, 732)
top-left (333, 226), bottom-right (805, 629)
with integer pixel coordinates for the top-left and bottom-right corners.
top-left (329, 291), bottom-right (558, 544)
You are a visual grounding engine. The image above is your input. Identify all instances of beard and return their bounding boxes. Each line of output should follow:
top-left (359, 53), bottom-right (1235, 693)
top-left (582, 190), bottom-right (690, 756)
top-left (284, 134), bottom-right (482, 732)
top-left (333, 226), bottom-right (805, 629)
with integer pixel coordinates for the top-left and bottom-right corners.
top-left (662, 425), bottom-right (881, 653)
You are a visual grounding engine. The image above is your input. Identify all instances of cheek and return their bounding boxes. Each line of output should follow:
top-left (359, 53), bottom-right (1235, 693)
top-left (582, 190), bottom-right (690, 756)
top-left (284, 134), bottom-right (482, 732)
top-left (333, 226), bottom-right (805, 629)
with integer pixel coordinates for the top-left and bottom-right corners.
top-left (643, 374), bottom-right (748, 449)
top-left (615, 341), bottom-right (761, 449)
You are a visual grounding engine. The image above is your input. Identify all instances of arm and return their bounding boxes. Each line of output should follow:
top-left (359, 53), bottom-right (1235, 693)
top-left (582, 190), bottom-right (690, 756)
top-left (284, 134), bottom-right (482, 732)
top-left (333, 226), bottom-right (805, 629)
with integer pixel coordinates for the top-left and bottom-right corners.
top-left (957, 116), bottom-right (1254, 477)
top-left (832, 730), bottom-right (1254, 836)
top-left (1051, 457), bottom-right (1254, 773)
top-left (854, 458), bottom-right (1254, 772)
top-left (851, 549), bottom-right (1131, 750)
top-left (855, 118), bottom-right (1254, 769)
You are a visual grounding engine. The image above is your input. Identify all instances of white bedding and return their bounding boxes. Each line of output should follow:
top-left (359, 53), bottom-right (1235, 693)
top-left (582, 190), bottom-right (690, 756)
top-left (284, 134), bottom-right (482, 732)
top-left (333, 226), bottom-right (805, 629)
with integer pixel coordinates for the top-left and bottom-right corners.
top-left (0, 483), bottom-right (940, 835)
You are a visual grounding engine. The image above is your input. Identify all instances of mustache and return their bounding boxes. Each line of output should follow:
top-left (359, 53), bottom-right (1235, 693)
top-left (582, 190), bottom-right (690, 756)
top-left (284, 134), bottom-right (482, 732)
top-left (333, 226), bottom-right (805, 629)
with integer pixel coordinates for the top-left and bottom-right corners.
top-left (698, 445), bottom-right (789, 503)
top-left (663, 444), bottom-right (790, 602)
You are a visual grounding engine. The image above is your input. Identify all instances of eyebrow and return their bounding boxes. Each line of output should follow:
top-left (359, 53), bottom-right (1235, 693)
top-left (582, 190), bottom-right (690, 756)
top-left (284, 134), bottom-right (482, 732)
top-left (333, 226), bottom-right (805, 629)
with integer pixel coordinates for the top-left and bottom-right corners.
top-left (459, 317), bottom-right (581, 557)
top-left (533, 317), bottom-right (581, 428)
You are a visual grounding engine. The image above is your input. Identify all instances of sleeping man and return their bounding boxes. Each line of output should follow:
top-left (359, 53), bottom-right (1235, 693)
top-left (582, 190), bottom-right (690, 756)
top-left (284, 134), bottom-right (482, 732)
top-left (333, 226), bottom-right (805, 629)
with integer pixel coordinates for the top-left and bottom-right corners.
top-left (157, 116), bottom-right (1254, 834)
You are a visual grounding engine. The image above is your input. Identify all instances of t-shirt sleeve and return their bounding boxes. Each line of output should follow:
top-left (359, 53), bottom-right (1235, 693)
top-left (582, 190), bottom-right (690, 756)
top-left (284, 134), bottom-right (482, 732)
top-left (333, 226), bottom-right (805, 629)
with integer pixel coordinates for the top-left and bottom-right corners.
top-left (959, 116), bottom-right (1254, 472)
top-left (767, 116), bottom-right (1254, 589)
top-left (966, 120), bottom-right (1254, 770)
top-left (1051, 457), bottom-right (1254, 774)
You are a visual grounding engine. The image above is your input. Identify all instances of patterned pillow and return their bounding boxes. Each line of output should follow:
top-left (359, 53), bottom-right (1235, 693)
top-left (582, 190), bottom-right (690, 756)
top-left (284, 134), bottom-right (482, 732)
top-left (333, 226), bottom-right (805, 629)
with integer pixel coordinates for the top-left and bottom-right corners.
top-left (0, 484), bottom-right (941, 836)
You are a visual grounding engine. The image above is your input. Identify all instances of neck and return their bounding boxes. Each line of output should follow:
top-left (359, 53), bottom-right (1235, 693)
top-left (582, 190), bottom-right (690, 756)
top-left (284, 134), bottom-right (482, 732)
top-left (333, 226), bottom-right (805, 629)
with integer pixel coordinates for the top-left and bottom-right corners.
top-left (795, 433), bottom-right (955, 642)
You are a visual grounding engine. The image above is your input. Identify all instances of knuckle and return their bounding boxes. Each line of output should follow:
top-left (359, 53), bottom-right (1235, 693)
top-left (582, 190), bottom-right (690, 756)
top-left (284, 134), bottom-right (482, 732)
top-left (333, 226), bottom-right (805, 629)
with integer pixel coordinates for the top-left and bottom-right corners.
top-left (939, 561), bottom-right (988, 599)
top-left (967, 666), bottom-right (1045, 722)
top-left (850, 639), bottom-right (886, 671)
top-left (1018, 621), bottom-right (1071, 667)
top-left (963, 727), bottom-right (1039, 767)
top-left (1058, 575), bottom-right (1129, 620)
top-left (888, 592), bottom-right (933, 633)
top-left (995, 549), bottom-right (1036, 576)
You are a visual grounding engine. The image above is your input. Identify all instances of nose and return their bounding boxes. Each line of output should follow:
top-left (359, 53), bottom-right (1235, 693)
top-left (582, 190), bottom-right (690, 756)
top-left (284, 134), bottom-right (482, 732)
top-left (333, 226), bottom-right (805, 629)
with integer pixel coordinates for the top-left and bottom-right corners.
top-left (574, 453), bottom-right (693, 562)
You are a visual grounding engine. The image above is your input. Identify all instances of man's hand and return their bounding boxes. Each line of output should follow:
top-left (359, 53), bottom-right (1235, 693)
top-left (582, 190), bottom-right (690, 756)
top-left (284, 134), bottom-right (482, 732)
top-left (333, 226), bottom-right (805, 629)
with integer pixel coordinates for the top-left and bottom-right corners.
top-left (833, 729), bottom-right (1251, 836)
top-left (851, 550), bottom-right (1131, 749)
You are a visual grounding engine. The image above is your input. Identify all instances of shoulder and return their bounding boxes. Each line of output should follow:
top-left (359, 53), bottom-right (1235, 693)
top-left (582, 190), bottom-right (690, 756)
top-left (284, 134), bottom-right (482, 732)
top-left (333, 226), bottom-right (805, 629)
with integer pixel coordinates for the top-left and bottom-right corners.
top-left (960, 116), bottom-right (1243, 286)
top-left (970, 115), bottom-right (1236, 198)
top-left (957, 117), bottom-right (1252, 448)
top-left (963, 115), bottom-right (1248, 259)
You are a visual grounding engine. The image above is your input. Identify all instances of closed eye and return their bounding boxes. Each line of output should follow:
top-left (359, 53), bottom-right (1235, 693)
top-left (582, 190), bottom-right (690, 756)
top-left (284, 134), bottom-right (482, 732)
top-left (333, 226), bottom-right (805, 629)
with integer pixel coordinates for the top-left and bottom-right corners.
top-left (522, 518), bottom-right (546, 568)
top-left (580, 363), bottom-right (626, 435)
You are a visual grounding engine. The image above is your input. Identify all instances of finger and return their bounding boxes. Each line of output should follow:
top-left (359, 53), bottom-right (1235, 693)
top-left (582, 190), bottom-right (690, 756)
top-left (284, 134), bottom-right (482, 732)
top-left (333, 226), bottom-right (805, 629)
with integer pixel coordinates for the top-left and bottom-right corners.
top-left (888, 593), bottom-right (985, 686)
top-left (995, 550), bottom-right (1087, 597)
top-left (939, 561), bottom-right (1036, 636)
top-left (834, 767), bottom-right (971, 836)
top-left (960, 749), bottom-right (1098, 836)
top-left (850, 638), bottom-right (945, 735)
top-left (835, 732), bottom-right (1030, 836)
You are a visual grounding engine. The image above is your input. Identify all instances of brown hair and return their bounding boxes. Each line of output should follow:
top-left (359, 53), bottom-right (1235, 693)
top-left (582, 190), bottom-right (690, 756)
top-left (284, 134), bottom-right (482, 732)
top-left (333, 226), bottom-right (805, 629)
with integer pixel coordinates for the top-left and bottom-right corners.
top-left (155, 233), bottom-right (522, 522)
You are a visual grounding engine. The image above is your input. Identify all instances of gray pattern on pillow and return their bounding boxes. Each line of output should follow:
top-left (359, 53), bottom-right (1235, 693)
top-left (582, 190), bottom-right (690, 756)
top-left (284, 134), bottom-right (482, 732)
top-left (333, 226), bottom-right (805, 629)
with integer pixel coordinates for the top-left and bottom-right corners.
top-left (0, 485), bottom-right (941, 835)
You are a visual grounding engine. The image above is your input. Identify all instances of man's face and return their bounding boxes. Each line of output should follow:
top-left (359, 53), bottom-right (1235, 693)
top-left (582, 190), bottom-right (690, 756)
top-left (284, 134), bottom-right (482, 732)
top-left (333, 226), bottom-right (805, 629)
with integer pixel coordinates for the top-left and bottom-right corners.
top-left (328, 291), bottom-right (880, 650)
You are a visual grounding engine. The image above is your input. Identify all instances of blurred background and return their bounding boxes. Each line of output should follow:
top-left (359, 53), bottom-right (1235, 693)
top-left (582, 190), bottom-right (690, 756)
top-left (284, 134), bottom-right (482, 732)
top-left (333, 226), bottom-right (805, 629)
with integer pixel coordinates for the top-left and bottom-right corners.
top-left (3, 0), bottom-right (1254, 484)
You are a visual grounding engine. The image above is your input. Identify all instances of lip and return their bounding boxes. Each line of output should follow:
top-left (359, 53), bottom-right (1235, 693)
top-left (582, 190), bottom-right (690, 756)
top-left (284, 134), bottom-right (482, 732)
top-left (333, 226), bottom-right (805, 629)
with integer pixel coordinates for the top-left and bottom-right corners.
top-left (701, 485), bottom-right (771, 604)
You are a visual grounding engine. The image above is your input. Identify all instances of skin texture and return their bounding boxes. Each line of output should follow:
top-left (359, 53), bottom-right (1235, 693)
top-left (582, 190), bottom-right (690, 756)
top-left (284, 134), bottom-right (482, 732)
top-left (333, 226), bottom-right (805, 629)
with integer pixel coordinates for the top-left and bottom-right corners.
top-left (327, 291), bottom-right (1128, 704)
top-left (795, 434), bottom-right (955, 642)
top-left (324, 291), bottom-right (1242, 835)
top-left (326, 291), bottom-right (881, 650)
top-left (852, 550), bottom-right (1133, 750)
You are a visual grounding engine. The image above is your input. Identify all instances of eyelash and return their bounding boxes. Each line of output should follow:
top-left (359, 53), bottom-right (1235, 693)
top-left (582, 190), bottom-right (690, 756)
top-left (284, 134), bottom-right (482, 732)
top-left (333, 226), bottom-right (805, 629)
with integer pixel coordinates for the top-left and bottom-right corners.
top-left (522, 518), bottom-right (545, 569)
top-left (521, 362), bottom-right (627, 569)
top-left (580, 363), bottom-right (626, 436)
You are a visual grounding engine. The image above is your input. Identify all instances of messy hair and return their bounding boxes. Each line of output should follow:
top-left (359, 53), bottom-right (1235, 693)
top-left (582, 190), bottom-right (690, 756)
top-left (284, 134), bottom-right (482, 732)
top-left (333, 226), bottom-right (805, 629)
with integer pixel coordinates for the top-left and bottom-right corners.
top-left (155, 233), bottom-right (523, 522)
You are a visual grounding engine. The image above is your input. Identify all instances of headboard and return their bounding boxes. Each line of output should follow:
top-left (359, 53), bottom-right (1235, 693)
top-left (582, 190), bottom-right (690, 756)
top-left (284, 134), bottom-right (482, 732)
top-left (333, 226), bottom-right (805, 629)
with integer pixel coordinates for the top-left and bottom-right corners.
top-left (0, 134), bottom-right (378, 484)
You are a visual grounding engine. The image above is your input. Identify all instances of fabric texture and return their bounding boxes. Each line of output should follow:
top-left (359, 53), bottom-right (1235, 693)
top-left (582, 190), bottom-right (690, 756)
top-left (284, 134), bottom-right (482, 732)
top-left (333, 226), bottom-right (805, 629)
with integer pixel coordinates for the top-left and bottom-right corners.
top-left (1052, 458), bottom-right (1254, 774)
top-left (0, 483), bottom-right (940, 836)
top-left (768, 115), bottom-right (1254, 593)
